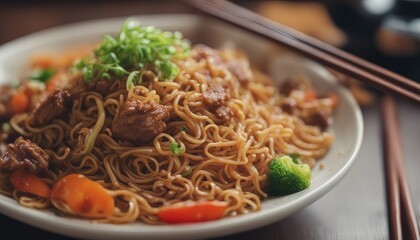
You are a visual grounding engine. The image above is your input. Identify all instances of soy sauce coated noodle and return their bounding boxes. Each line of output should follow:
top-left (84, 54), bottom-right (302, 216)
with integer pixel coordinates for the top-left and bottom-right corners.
top-left (1, 45), bottom-right (335, 224)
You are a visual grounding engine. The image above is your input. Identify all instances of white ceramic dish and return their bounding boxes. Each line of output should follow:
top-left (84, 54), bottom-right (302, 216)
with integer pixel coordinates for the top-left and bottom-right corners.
top-left (0, 14), bottom-right (363, 240)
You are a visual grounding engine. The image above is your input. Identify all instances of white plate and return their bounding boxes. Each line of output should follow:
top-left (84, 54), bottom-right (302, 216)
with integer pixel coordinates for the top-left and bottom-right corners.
top-left (0, 14), bottom-right (363, 240)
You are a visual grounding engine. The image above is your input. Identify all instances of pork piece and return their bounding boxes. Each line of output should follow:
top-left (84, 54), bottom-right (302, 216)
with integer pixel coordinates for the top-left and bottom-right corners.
top-left (0, 139), bottom-right (49, 174)
top-left (280, 78), bottom-right (310, 96)
top-left (203, 85), bottom-right (233, 122)
top-left (226, 58), bottom-right (253, 85)
top-left (280, 98), bottom-right (297, 114)
top-left (193, 44), bottom-right (223, 64)
top-left (202, 84), bottom-right (230, 109)
top-left (112, 99), bottom-right (172, 144)
top-left (28, 89), bottom-right (71, 127)
top-left (214, 105), bottom-right (234, 122)
top-left (220, 48), bottom-right (253, 85)
top-left (304, 111), bottom-right (329, 130)
top-left (88, 79), bottom-right (115, 96)
top-left (0, 85), bottom-right (15, 120)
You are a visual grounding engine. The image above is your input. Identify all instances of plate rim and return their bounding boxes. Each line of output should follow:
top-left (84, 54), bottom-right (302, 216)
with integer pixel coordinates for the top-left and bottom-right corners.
top-left (0, 13), bottom-right (364, 240)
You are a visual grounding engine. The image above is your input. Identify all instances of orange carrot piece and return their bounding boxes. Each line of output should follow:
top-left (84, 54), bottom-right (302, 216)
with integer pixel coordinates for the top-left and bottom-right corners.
top-left (46, 73), bottom-right (60, 91)
top-left (304, 90), bottom-right (317, 102)
top-left (10, 91), bottom-right (29, 114)
top-left (10, 169), bottom-right (51, 198)
top-left (30, 54), bottom-right (55, 68)
top-left (157, 201), bottom-right (228, 224)
top-left (51, 174), bottom-right (114, 218)
top-left (327, 93), bottom-right (339, 108)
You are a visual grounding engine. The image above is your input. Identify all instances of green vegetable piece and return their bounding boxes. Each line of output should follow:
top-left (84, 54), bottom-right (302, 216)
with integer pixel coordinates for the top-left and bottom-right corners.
top-left (30, 68), bottom-right (55, 82)
top-left (180, 166), bottom-right (192, 177)
top-left (2, 122), bottom-right (10, 132)
top-left (169, 142), bottom-right (183, 156)
top-left (126, 71), bottom-right (141, 90)
top-left (268, 155), bottom-right (311, 196)
top-left (75, 19), bottom-right (190, 88)
top-left (289, 153), bottom-right (301, 164)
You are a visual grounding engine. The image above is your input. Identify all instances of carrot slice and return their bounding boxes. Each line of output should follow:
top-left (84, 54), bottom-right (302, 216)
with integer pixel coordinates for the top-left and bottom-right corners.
top-left (304, 90), bottom-right (317, 102)
top-left (50, 174), bottom-right (114, 218)
top-left (10, 169), bottom-right (51, 198)
top-left (157, 201), bottom-right (228, 224)
top-left (10, 91), bottom-right (30, 114)
top-left (327, 93), bottom-right (339, 108)
top-left (30, 54), bottom-right (55, 68)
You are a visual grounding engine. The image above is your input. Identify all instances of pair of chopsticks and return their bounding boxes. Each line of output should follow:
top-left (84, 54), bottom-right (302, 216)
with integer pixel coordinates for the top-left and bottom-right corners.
top-left (382, 96), bottom-right (419, 240)
top-left (188, 0), bottom-right (420, 103)
top-left (188, 0), bottom-right (420, 238)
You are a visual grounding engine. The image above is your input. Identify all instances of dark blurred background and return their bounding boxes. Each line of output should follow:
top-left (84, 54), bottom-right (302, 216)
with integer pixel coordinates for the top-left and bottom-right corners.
top-left (1, 0), bottom-right (419, 83)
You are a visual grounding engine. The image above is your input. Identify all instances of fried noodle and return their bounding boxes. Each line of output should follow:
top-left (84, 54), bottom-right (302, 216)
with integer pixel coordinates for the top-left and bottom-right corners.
top-left (2, 45), bottom-right (335, 224)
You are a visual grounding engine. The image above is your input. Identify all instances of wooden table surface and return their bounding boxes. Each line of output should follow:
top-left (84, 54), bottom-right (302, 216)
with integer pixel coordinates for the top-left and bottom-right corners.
top-left (1, 1), bottom-right (419, 239)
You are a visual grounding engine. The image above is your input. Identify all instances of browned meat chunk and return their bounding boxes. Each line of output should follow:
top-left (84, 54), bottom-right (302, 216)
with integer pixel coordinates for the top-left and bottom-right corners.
top-left (226, 59), bottom-right (252, 85)
top-left (304, 111), bottom-right (329, 130)
top-left (203, 85), bottom-right (232, 122)
top-left (214, 105), bottom-right (234, 122)
top-left (0, 85), bottom-right (15, 120)
top-left (193, 44), bottom-right (223, 64)
top-left (88, 79), bottom-right (115, 96)
top-left (280, 98), bottom-right (297, 114)
top-left (29, 89), bottom-right (71, 127)
top-left (203, 84), bottom-right (230, 109)
top-left (280, 78), bottom-right (309, 96)
top-left (0, 139), bottom-right (49, 173)
top-left (112, 99), bottom-right (172, 144)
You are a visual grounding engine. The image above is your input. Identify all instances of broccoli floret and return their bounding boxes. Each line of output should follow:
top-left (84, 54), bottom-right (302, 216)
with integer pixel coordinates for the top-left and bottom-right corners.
top-left (268, 155), bottom-right (311, 196)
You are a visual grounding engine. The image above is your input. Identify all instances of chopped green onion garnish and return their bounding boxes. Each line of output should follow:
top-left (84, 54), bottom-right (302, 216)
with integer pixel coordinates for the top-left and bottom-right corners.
top-left (170, 142), bottom-right (183, 156)
top-left (75, 19), bottom-right (190, 89)
top-left (181, 166), bottom-right (192, 177)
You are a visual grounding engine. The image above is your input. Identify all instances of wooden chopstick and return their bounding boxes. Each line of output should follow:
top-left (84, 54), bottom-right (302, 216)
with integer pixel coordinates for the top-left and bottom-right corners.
top-left (188, 0), bottom-right (420, 103)
top-left (382, 96), bottom-right (403, 240)
top-left (204, 0), bottom-right (420, 95)
top-left (382, 96), bottom-right (420, 240)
